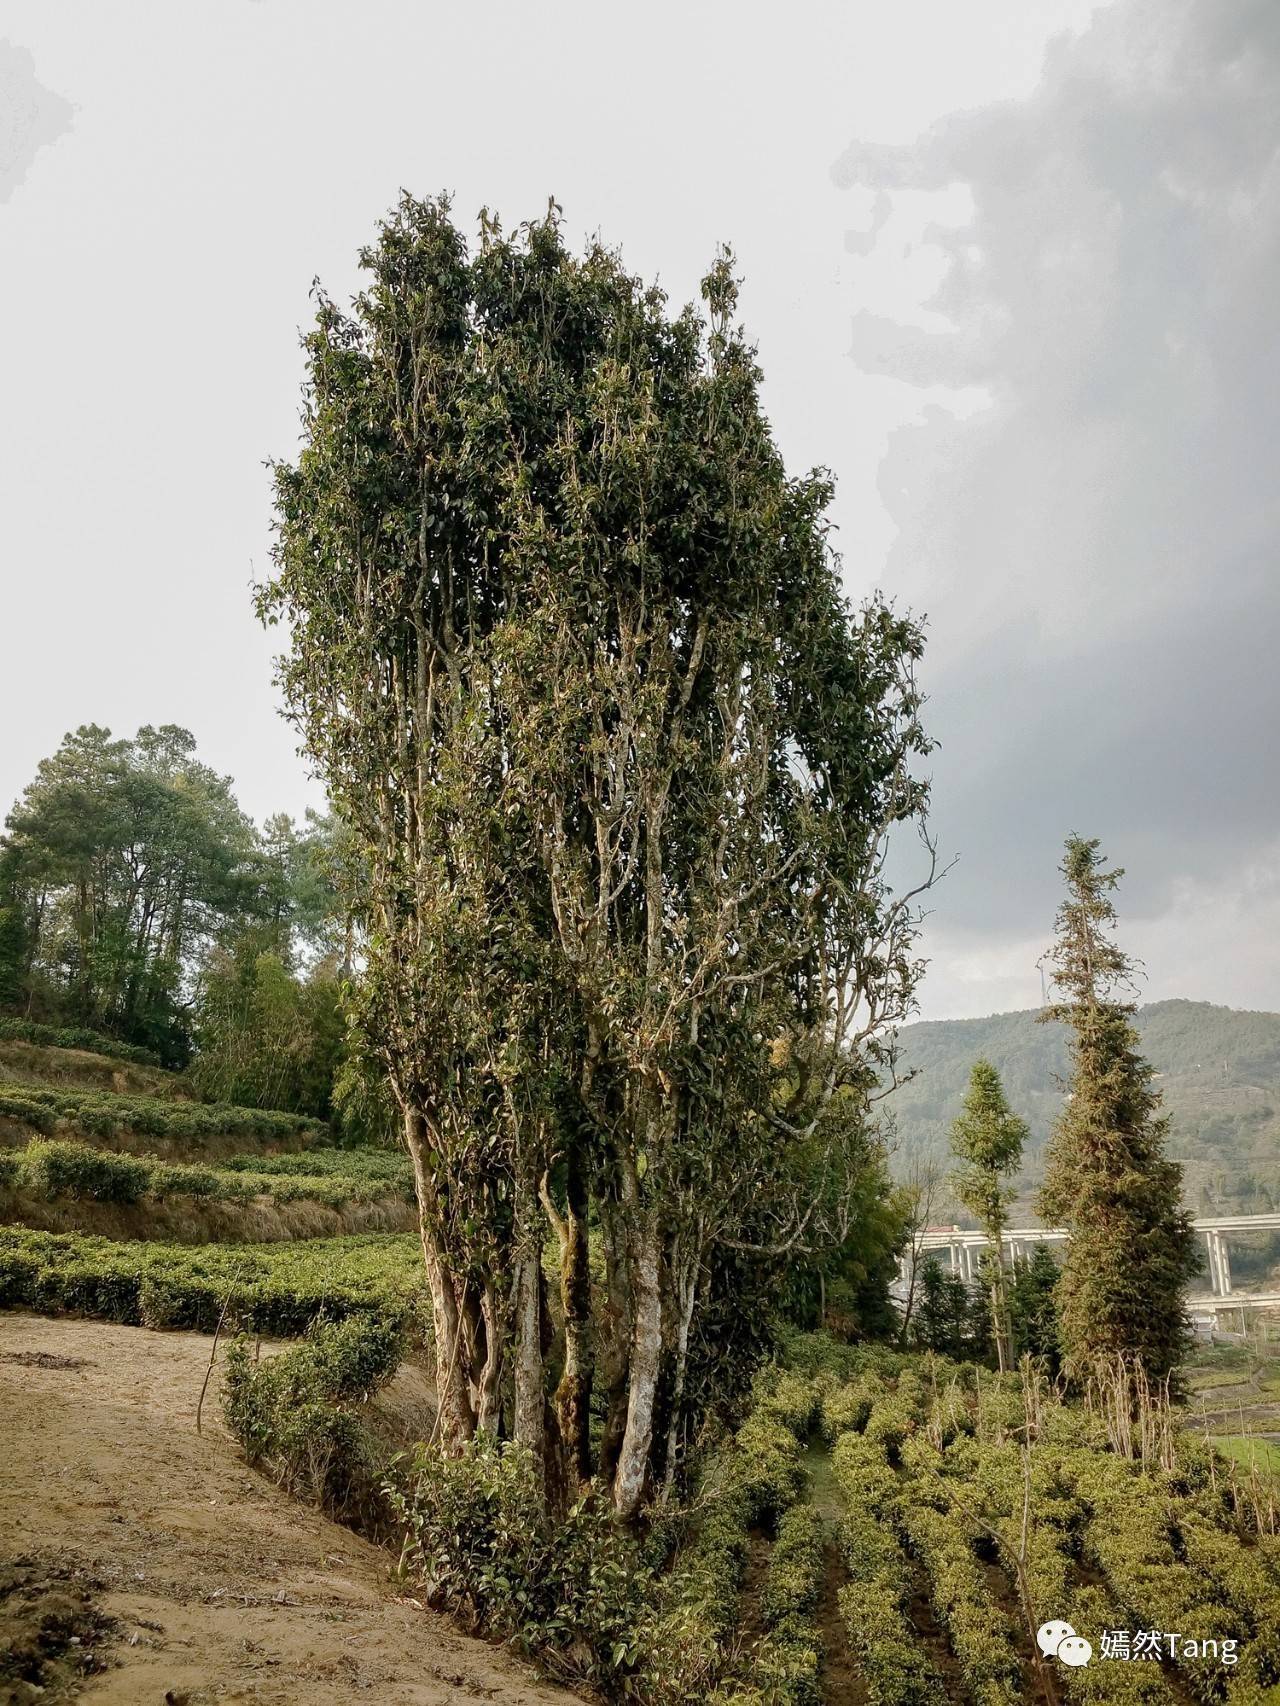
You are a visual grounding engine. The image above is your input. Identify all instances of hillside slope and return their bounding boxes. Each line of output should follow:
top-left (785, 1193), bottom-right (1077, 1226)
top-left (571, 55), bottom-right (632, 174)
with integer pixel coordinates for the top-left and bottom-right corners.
top-left (888, 998), bottom-right (1280, 1215)
top-left (0, 1312), bottom-right (572, 1706)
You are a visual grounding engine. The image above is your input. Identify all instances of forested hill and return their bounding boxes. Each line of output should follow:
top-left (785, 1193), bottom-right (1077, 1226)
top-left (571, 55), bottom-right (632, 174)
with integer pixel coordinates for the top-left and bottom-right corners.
top-left (888, 998), bottom-right (1280, 1216)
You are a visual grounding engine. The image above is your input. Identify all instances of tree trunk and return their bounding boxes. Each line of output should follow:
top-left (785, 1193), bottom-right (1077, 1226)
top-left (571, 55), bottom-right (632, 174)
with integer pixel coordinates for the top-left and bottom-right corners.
top-left (612, 1212), bottom-right (663, 1520)
top-left (542, 1142), bottom-right (594, 1488)
top-left (991, 1255), bottom-right (1012, 1375)
top-left (512, 1164), bottom-right (546, 1468)
top-left (512, 1243), bottom-right (545, 1466)
top-left (660, 1248), bottom-right (697, 1502)
top-left (597, 1195), bottom-right (632, 1484)
top-left (473, 1282), bottom-right (505, 1436)
top-left (403, 1109), bottom-right (474, 1450)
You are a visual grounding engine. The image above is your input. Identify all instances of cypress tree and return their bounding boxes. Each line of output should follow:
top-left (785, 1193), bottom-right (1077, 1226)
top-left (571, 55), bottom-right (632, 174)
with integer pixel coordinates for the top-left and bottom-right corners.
top-left (1038, 837), bottom-right (1199, 1397)
top-left (1009, 1244), bottom-right (1061, 1374)
top-left (949, 1058), bottom-right (1027, 1371)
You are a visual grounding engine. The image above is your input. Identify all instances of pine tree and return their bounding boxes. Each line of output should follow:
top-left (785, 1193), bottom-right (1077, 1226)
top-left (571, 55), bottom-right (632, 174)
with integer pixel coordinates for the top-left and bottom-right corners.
top-left (949, 1058), bottom-right (1027, 1370)
top-left (0, 846), bottom-right (36, 1011)
top-left (1038, 837), bottom-right (1199, 1398)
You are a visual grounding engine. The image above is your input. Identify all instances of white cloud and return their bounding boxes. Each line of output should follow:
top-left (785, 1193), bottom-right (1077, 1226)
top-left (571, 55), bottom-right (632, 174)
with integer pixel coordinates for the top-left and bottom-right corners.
top-left (0, 40), bottom-right (70, 202)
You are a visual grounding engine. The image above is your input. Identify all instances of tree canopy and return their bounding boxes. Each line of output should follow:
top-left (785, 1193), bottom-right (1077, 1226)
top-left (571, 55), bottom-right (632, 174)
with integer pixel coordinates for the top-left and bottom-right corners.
top-left (0, 725), bottom-right (262, 1061)
top-left (260, 194), bottom-right (935, 1514)
top-left (0, 728), bottom-right (353, 1100)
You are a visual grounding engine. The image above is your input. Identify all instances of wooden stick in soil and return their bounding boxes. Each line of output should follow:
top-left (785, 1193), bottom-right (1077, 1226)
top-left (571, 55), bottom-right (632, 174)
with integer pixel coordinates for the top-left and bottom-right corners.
top-left (196, 1267), bottom-right (243, 1435)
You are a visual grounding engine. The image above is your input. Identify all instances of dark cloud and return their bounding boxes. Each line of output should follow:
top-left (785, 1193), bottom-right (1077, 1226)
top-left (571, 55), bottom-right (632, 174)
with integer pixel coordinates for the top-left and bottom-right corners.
top-left (836, 0), bottom-right (1280, 999)
top-left (0, 40), bottom-right (72, 204)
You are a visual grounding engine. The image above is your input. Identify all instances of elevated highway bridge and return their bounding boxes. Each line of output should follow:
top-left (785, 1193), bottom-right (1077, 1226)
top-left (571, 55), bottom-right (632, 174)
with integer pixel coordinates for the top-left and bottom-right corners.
top-left (907, 1213), bottom-right (1280, 1317)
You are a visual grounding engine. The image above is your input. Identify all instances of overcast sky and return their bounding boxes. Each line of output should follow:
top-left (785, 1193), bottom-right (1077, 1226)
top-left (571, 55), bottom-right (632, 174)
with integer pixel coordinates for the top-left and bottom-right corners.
top-left (2, 0), bottom-right (1276, 1021)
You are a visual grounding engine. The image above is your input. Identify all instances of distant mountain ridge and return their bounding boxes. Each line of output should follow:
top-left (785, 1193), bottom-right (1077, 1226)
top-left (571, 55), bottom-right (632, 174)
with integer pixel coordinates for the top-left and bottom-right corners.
top-left (887, 999), bottom-right (1280, 1217)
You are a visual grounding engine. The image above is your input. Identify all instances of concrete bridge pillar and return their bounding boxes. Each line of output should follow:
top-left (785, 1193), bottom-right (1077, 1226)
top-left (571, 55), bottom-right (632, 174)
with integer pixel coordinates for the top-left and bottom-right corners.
top-left (1205, 1230), bottom-right (1234, 1297)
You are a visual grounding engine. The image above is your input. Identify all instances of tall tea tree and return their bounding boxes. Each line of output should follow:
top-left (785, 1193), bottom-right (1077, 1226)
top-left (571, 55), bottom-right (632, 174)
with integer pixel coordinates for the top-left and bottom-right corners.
top-left (1038, 837), bottom-right (1198, 1397)
top-left (949, 1058), bottom-right (1026, 1372)
top-left (261, 196), bottom-right (934, 1515)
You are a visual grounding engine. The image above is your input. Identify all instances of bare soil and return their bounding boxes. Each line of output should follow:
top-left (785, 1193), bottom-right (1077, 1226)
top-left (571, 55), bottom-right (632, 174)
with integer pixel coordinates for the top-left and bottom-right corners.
top-left (813, 1540), bottom-right (864, 1706)
top-left (971, 1538), bottom-right (1052, 1706)
top-left (0, 1312), bottom-right (576, 1706)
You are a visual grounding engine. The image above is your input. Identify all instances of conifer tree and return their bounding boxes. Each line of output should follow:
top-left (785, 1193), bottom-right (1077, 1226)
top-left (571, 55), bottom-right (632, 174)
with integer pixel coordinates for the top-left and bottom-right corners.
top-left (1009, 1244), bottom-right (1061, 1374)
top-left (949, 1058), bottom-right (1027, 1370)
top-left (1038, 837), bottom-right (1199, 1398)
top-left (911, 1261), bottom-right (971, 1358)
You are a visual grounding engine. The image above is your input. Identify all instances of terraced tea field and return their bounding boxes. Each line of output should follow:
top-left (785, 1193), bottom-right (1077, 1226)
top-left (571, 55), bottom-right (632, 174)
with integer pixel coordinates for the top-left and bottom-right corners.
top-left (5, 1033), bottom-right (1279, 1705)
top-left (680, 1340), bottom-right (1280, 1704)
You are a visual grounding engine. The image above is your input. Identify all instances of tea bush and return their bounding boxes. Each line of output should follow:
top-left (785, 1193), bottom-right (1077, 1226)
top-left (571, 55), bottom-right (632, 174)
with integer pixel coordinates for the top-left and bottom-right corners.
top-left (389, 1436), bottom-right (657, 1693)
top-left (0, 1080), bottom-right (326, 1144)
top-left (750, 1624), bottom-right (823, 1706)
top-left (944, 1432), bottom-right (1183, 1706)
top-left (897, 1499), bottom-right (1020, 1706)
top-left (668, 1366), bottom-right (817, 1667)
top-left (751, 1502), bottom-right (826, 1706)
top-left (777, 1329), bottom-right (911, 1385)
top-left (819, 1371), bottom-right (884, 1443)
top-left (750, 1367), bottom-right (821, 1439)
top-left (769, 1340), bottom-right (1280, 1706)
top-left (761, 1503), bottom-right (824, 1627)
top-left (1074, 1461), bottom-right (1251, 1705)
top-left (862, 1393), bottom-right (919, 1459)
top-left (222, 1315), bottom-right (403, 1524)
top-left (733, 1413), bottom-right (809, 1529)
top-left (0, 1091), bottom-right (57, 1134)
top-left (836, 1512), bottom-right (938, 1704)
top-left (830, 1417), bottom-right (941, 1706)
top-left (19, 1139), bottom-right (152, 1203)
top-left (0, 1017), bottom-right (161, 1067)
top-left (219, 1148), bottom-right (412, 1191)
top-left (1177, 1514), bottom-right (1280, 1694)
top-left (4, 1136), bottom-right (410, 1210)
top-left (0, 1226), bottom-right (426, 1336)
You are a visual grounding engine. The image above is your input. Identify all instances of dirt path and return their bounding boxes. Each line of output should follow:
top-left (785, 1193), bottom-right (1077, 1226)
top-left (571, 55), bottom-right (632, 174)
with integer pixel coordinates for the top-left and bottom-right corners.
top-left (813, 1540), bottom-right (864, 1706)
top-left (0, 1312), bottom-right (576, 1706)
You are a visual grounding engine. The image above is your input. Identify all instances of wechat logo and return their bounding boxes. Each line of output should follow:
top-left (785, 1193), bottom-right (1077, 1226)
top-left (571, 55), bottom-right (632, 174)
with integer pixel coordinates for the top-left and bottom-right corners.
top-left (1038, 1621), bottom-right (1093, 1667)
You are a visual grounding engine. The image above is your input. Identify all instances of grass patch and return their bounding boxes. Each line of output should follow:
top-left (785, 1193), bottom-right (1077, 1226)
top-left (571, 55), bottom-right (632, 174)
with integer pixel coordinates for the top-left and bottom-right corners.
top-left (1187, 1368), bottom-right (1255, 1394)
top-left (1211, 1434), bottom-right (1280, 1480)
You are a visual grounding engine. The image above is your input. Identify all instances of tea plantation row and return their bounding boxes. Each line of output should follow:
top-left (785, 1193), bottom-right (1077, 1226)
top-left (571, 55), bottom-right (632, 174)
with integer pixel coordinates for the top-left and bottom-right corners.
top-left (0, 1136), bottom-right (414, 1209)
top-left (0, 1225), bottom-right (427, 1337)
top-left (0, 1079), bottom-right (327, 1143)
